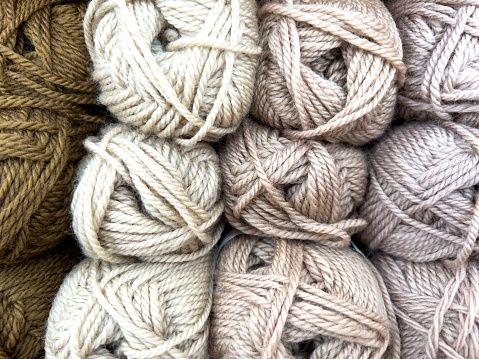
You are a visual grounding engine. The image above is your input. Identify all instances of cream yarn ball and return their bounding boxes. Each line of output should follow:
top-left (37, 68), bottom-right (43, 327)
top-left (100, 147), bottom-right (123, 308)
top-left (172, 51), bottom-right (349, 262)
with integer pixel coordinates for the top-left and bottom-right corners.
top-left (72, 125), bottom-right (224, 263)
top-left (45, 255), bottom-right (213, 358)
top-left (84, 0), bottom-right (261, 146)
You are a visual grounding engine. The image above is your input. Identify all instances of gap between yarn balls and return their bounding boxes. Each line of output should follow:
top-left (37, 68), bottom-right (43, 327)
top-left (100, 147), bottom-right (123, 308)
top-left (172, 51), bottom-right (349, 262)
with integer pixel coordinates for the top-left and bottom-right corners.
top-left (221, 119), bottom-right (368, 246)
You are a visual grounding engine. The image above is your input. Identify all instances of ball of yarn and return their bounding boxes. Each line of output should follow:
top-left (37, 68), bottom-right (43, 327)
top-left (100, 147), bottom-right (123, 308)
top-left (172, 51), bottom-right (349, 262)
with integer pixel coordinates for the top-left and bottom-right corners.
top-left (72, 125), bottom-right (224, 263)
top-left (221, 119), bottom-right (368, 246)
top-left (360, 122), bottom-right (479, 268)
top-left (374, 252), bottom-right (479, 359)
top-left (211, 235), bottom-right (400, 358)
top-left (390, 0), bottom-right (479, 125)
top-left (252, 0), bottom-right (405, 145)
top-left (0, 241), bottom-right (78, 359)
top-left (0, 0), bottom-right (105, 263)
top-left (83, 0), bottom-right (260, 146)
top-left (45, 254), bottom-right (213, 359)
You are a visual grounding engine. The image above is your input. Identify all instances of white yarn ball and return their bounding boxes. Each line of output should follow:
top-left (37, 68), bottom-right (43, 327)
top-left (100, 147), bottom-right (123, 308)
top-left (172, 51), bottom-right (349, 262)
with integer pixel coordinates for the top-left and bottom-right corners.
top-left (72, 125), bottom-right (223, 263)
top-left (45, 255), bottom-right (213, 358)
top-left (84, 0), bottom-right (260, 146)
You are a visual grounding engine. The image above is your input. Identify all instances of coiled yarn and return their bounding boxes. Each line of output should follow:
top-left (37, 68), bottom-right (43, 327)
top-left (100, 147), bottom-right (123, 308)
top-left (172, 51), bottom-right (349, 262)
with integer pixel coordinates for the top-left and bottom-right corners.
top-left (0, 0), bottom-right (104, 263)
top-left (83, 0), bottom-right (260, 146)
top-left (0, 241), bottom-right (78, 359)
top-left (45, 254), bottom-right (213, 359)
top-left (221, 119), bottom-right (368, 246)
top-left (72, 125), bottom-right (223, 263)
top-left (252, 0), bottom-right (405, 145)
top-left (360, 122), bottom-right (479, 268)
top-left (211, 235), bottom-right (400, 359)
top-left (374, 252), bottom-right (479, 359)
top-left (390, 0), bottom-right (479, 125)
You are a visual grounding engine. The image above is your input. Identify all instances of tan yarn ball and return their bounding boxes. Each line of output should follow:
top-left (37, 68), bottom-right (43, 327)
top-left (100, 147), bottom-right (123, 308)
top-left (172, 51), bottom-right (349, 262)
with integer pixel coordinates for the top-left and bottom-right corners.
top-left (211, 235), bottom-right (401, 359)
top-left (360, 121), bottom-right (479, 268)
top-left (71, 125), bottom-right (224, 263)
top-left (83, 0), bottom-right (260, 146)
top-left (221, 119), bottom-right (368, 246)
top-left (374, 252), bottom-right (479, 359)
top-left (252, 0), bottom-right (405, 145)
top-left (45, 255), bottom-right (213, 359)
top-left (389, 0), bottom-right (479, 125)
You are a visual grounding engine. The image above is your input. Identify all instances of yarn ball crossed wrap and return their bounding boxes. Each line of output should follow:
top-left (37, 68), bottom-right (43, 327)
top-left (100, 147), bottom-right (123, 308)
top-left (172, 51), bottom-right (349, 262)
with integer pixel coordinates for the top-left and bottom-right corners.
top-left (84, 0), bottom-right (260, 146)
top-left (390, 0), bottom-right (479, 125)
top-left (0, 0), bottom-right (104, 263)
top-left (221, 120), bottom-right (368, 246)
top-left (0, 242), bottom-right (78, 359)
top-left (252, 0), bottom-right (405, 145)
top-left (211, 235), bottom-right (400, 359)
top-left (374, 252), bottom-right (479, 359)
top-left (72, 125), bottom-right (224, 264)
top-left (360, 122), bottom-right (479, 268)
top-left (45, 254), bottom-right (213, 359)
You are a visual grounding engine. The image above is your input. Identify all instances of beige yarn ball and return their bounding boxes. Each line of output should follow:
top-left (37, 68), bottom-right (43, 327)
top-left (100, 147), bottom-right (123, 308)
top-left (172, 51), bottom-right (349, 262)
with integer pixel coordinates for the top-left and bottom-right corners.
top-left (360, 121), bottom-right (479, 268)
top-left (374, 252), bottom-right (479, 359)
top-left (211, 235), bottom-right (401, 359)
top-left (221, 119), bottom-right (368, 246)
top-left (83, 0), bottom-right (260, 146)
top-left (389, 0), bottom-right (479, 125)
top-left (252, 0), bottom-right (405, 145)
top-left (45, 255), bottom-right (213, 358)
top-left (72, 125), bottom-right (224, 263)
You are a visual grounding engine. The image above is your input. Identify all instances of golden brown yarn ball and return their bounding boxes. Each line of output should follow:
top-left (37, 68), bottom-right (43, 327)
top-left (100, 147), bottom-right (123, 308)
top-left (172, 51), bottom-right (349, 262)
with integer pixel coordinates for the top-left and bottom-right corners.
top-left (221, 119), bottom-right (368, 247)
top-left (253, 0), bottom-right (405, 145)
top-left (211, 235), bottom-right (401, 359)
top-left (0, 0), bottom-right (105, 263)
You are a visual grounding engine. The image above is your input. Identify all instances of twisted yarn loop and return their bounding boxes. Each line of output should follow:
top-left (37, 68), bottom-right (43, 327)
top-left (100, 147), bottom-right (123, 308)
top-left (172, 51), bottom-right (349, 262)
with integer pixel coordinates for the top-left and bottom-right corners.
top-left (252, 0), bottom-right (405, 145)
top-left (0, 242), bottom-right (78, 359)
top-left (0, 0), bottom-right (105, 263)
top-left (390, 0), bottom-right (479, 124)
top-left (84, 0), bottom-right (260, 146)
top-left (360, 122), bottom-right (479, 268)
top-left (72, 125), bottom-right (224, 263)
top-left (221, 119), bottom-right (368, 246)
top-left (45, 255), bottom-right (213, 359)
top-left (211, 235), bottom-right (400, 359)
top-left (374, 252), bottom-right (479, 359)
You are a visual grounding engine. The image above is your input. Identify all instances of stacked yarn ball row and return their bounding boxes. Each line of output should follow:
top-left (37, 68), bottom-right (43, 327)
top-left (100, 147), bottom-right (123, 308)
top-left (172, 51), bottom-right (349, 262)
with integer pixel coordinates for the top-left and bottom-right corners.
top-left (0, 1), bottom-right (102, 357)
top-left (357, 0), bottom-right (479, 357)
top-left (45, 0), bottom-right (260, 358)
top-left (212, 0), bottom-right (406, 357)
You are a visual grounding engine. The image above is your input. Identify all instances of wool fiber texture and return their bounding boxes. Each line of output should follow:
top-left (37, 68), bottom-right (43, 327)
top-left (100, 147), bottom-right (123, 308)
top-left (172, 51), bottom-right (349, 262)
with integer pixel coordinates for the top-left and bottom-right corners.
top-left (389, 0), bottom-right (479, 125)
top-left (0, 242), bottom-right (78, 359)
top-left (221, 119), bottom-right (368, 246)
top-left (360, 122), bottom-right (479, 269)
top-left (211, 235), bottom-right (401, 359)
top-left (0, 0), bottom-right (104, 263)
top-left (374, 252), bottom-right (479, 359)
top-left (45, 254), bottom-right (214, 359)
top-left (252, 0), bottom-right (405, 145)
top-left (83, 0), bottom-right (260, 146)
top-left (72, 125), bottom-right (224, 263)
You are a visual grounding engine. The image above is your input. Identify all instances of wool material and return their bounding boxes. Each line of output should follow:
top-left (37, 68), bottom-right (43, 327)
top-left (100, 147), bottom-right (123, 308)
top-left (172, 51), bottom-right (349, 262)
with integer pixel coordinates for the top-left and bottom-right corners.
top-left (221, 119), bottom-right (368, 246)
top-left (360, 122), bottom-right (479, 268)
top-left (83, 0), bottom-right (260, 146)
top-left (252, 0), bottom-right (405, 145)
top-left (0, 0), bottom-right (105, 263)
top-left (72, 125), bottom-right (224, 263)
top-left (389, 0), bottom-right (479, 125)
top-left (45, 255), bottom-right (213, 359)
top-left (0, 241), bottom-right (78, 359)
top-left (374, 252), bottom-right (479, 359)
top-left (211, 235), bottom-right (401, 359)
